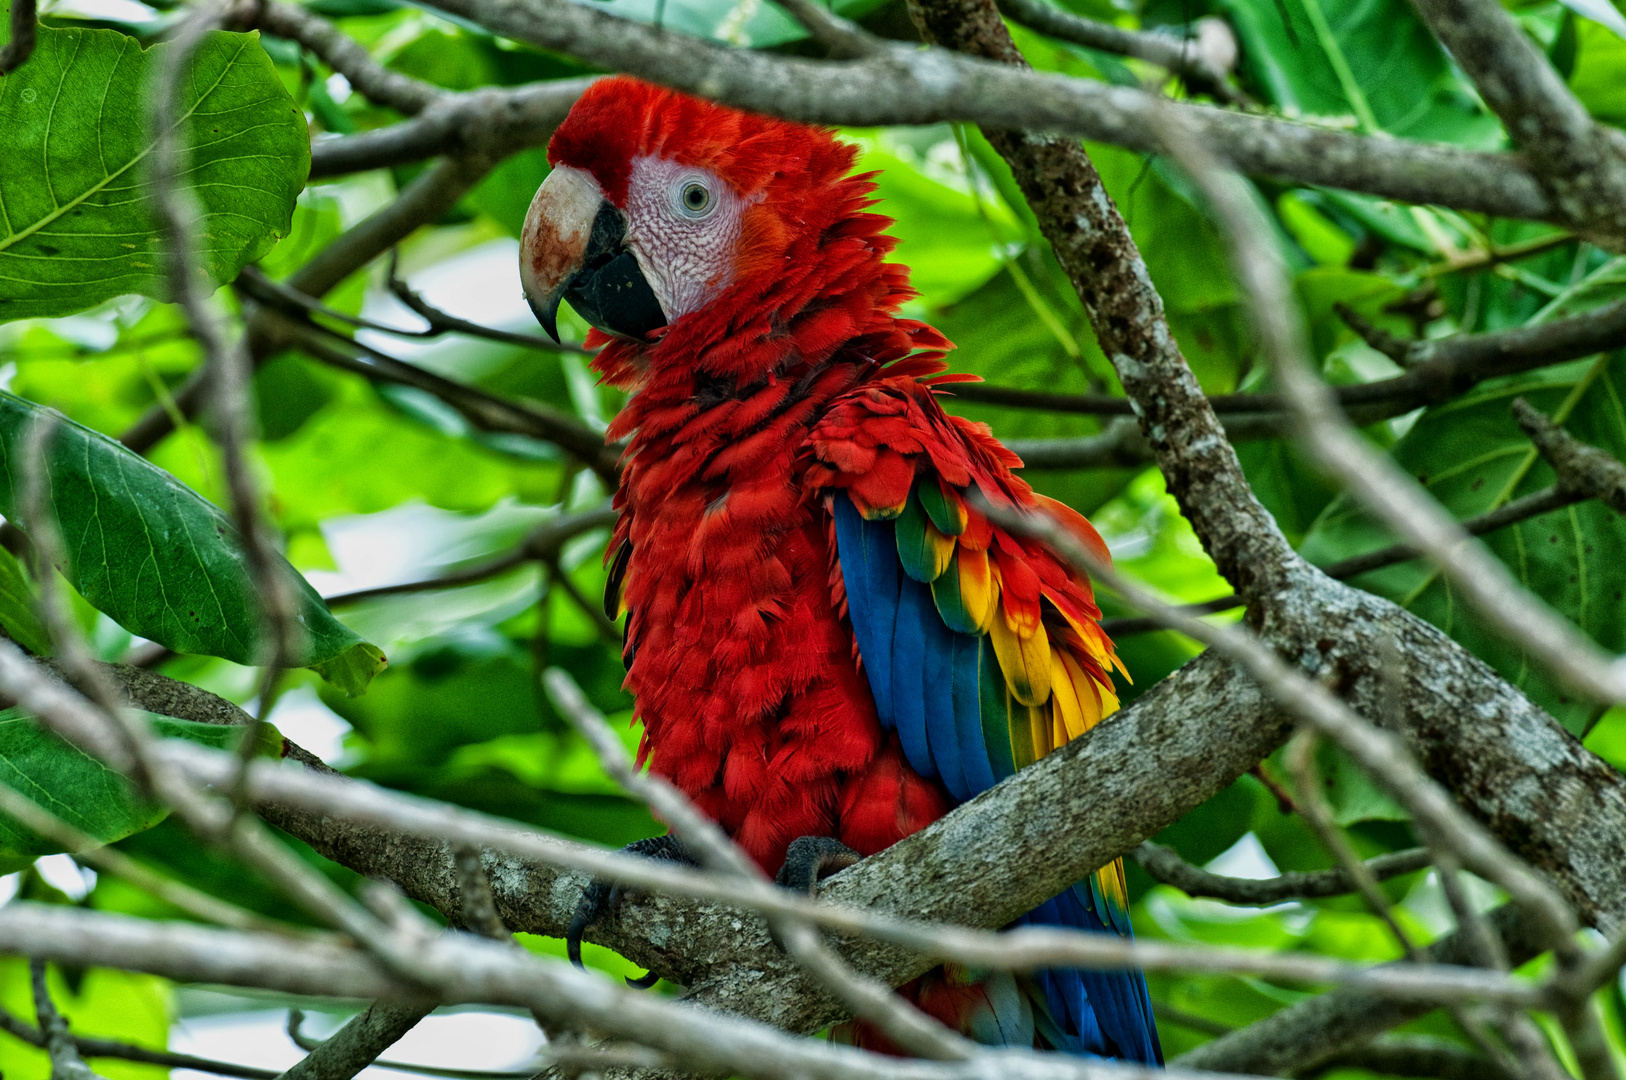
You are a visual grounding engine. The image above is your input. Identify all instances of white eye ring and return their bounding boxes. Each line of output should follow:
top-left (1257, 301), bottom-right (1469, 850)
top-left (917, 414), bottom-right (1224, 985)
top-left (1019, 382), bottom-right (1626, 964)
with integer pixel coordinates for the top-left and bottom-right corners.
top-left (676, 179), bottom-right (714, 219)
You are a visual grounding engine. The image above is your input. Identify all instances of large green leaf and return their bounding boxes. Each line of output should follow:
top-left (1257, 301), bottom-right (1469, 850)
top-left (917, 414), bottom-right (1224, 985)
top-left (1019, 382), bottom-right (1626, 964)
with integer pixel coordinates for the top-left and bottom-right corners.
top-left (1299, 353), bottom-right (1626, 730)
top-left (0, 706), bottom-right (248, 873)
top-left (0, 392), bottom-right (385, 693)
top-left (0, 17), bottom-right (308, 321)
top-left (1212, 0), bottom-right (1499, 146)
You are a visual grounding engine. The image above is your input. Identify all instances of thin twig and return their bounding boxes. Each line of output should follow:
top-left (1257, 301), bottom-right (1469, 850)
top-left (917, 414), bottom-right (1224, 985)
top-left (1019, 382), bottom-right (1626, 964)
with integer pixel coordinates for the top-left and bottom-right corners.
top-left (995, 0), bottom-right (1246, 105)
top-left (1101, 482), bottom-right (1587, 637)
top-left (251, 308), bottom-right (621, 483)
top-left (31, 959), bottom-right (103, 1080)
top-left (952, 295), bottom-right (1626, 421)
top-left (323, 507), bottom-right (615, 607)
top-left (1286, 731), bottom-right (1421, 960)
top-left (0, 780), bottom-right (310, 936)
top-left (771, 0), bottom-right (878, 58)
top-left (1134, 842), bottom-right (1431, 906)
top-left (1513, 399), bottom-right (1626, 515)
top-left (231, 0), bottom-right (440, 114)
top-left (233, 266), bottom-right (584, 355)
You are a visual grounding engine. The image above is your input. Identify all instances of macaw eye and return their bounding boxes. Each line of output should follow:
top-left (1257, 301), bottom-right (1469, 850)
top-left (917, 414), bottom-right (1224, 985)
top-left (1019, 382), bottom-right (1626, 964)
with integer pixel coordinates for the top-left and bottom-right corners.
top-left (678, 180), bottom-right (713, 218)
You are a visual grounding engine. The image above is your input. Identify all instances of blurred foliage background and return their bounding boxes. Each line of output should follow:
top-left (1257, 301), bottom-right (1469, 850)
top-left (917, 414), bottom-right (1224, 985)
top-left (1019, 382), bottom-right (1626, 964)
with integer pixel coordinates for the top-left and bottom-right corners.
top-left (2, 0), bottom-right (1626, 1074)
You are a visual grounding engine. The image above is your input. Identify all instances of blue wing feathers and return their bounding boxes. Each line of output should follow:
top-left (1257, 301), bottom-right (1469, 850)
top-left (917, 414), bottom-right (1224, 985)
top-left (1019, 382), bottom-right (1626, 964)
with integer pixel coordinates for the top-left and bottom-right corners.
top-left (832, 493), bottom-right (1160, 1066)
top-left (890, 570), bottom-right (937, 782)
top-left (915, 584), bottom-right (970, 800)
top-left (952, 634), bottom-right (998, 794)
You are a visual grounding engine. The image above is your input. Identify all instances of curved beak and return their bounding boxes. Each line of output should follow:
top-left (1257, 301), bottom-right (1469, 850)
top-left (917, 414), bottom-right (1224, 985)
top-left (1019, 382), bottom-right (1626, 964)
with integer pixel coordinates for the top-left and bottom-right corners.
top-left (519, 165), bottom-right (668, 345)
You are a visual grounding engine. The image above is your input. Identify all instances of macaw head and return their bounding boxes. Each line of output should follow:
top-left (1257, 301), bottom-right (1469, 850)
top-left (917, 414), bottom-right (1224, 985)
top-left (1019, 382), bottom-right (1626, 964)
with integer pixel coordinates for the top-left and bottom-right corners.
top-left (519, 76), bottom-right (913, 364)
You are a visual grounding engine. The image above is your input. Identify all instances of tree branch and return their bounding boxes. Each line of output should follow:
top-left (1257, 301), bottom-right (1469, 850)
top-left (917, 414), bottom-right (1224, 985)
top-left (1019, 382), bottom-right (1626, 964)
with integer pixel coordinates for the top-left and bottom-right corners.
top-left (232, 0), bottom-right (440, 115)
top-left (1134, 842), bottom-right (1432, 906)
top-left (995, 0), bottom-right (1245, 105)
top-left (1408, 0), bottom-right (1626, 249)
top-left (1513, 398), bottom-right (1626, 516)
top-left (954, 295), bottom-right (1626, 426)
top-left (416, 0), bottom-right (1561, 228)
top-left (308, 80), bottom-right (593, 179)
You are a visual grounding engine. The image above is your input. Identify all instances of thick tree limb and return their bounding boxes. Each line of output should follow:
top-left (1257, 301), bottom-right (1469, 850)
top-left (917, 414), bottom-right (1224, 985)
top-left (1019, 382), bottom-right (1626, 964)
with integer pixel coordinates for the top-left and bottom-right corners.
top-left (417, 0), bottom-right (1557, 227)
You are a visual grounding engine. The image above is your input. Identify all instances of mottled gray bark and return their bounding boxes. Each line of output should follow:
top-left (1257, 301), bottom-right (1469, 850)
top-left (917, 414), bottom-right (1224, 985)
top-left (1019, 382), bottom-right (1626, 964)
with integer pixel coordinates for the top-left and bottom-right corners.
top-left (420, 0), bottom-right (1555, 228)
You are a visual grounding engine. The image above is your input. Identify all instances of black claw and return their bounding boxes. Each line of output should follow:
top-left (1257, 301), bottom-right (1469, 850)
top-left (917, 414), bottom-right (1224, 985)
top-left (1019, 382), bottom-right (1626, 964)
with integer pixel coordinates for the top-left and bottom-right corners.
top-left (625, 969), bottom-right (662, 989)
top-left (776, 835), bottom-right (861, 895)
top-left (566, 835), bottom-right (697, 977)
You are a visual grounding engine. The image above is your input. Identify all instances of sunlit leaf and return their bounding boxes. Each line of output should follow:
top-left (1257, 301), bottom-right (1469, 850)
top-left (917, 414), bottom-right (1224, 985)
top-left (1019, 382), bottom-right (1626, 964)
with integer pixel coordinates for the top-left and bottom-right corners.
top-left (0, 18), bottom-right (308, 321)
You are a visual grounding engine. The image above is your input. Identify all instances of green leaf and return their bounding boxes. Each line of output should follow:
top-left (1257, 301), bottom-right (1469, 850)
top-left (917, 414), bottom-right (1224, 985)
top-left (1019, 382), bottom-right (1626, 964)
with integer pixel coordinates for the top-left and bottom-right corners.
top-left (0, 23), bottom-right (308, 321)
top-left (0, 391), bottom-right (386, 693)
top-left (1212, 0), bottom-right (1501, 147)
top-left (0, 546), bottom-right (50, 656)
top-left (1572, 17), bottom-right (1626, 126)
top-left (0, 706), bottom-right (246, 872)
top-left (1300, 353), bottom-right (1626, 730)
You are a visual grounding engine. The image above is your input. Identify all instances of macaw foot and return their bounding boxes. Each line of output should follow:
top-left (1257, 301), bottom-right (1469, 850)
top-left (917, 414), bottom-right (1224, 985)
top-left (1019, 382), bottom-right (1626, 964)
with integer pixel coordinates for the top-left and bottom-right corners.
top-left (566, 834), bottom-right (695, 987)
top-left (776, 836), bottom-right (861, 894)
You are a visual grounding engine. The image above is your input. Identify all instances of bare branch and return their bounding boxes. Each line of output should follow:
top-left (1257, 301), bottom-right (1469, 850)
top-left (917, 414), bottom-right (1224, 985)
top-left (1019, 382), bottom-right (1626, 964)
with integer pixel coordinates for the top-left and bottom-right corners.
top-left (253, 309), bottom-right (621, 483)
top-left (1136, 842), bottom-right (1432, 906)
top-left (1313, 1036), bottom-right (1518, 1080)
top-left (772, 0), bottom-right (880, 58)
top-left (308, 80), bottom-right (593, 179)
top-left (542, 668), bottom-right (981, 1063)
top-left (1408, 0), bottom-right (1626, 249)
top-left (0, 902), bottom-right (1219, 1080)
top-left (455, 845), bottom-right (512, 942)
top-left (1102, 482), bottom-right (1587, 637)
top-left (323, 506), bottom-right (615, 606)
top-left (278, 1003), bottom-right (436, 1080)
top-left (1159, 111), bottom-right (1626, 704)
top-left (995, 0), bottom-right (1246, 105)
top-left (235, 266), bottom-right (583, 355)
top-left (0, 1003), bottom-right (280, 1080)
top-left (32, 960), bottom-right (104, 1080)
top-left (956, 295), bottom-right (1626, 424)
top-left (1181, 904), bottom-right (1547, 1074)
top-left (232, 0), bottom-right (440, 115)
top-left (420, 0), bottom-right (1558, 227)
top-left (984, 494), bottom-right (1581, 960)
top-left (0, 779), bottom-right (309, 935)
top-left (1513, 398), bottom-right (1626, 515)
top-left (386, 256), bottom-right (590, 354)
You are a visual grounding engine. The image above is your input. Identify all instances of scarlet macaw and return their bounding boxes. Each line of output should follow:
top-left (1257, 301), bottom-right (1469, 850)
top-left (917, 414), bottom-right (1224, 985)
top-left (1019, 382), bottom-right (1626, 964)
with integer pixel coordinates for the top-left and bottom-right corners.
top-left (519, 75), bottom-right (1162, 1065)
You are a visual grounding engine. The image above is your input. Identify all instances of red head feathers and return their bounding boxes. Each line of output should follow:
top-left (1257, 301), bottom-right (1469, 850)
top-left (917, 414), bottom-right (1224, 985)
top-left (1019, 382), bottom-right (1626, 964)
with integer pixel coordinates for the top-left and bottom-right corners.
top-left (520, 76), bottom-right (949, 389)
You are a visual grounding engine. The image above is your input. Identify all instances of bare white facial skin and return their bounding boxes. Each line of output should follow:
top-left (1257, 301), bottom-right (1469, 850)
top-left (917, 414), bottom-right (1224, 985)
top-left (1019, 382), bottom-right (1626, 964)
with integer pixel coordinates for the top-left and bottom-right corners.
top-left (622, 156), bottom-right (753, 322)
